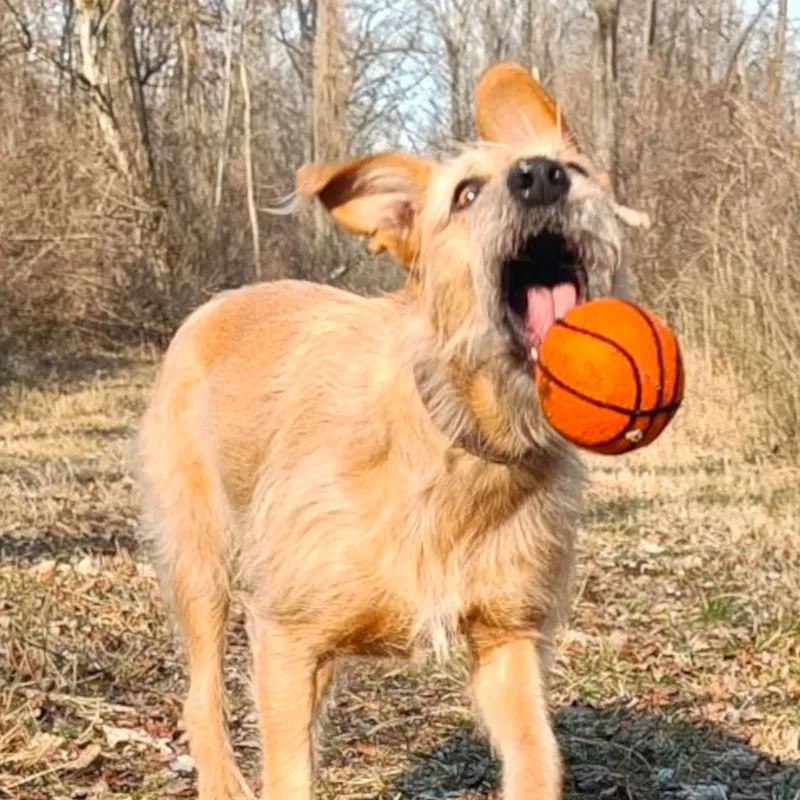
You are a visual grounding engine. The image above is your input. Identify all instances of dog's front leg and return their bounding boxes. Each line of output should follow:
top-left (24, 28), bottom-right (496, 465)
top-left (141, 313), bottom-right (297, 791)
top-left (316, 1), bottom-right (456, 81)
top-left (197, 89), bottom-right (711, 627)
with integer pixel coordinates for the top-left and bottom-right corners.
top-left (469, 626), bottom-right (562, 800)
top-left (251, 620), bottom-right (318, 800)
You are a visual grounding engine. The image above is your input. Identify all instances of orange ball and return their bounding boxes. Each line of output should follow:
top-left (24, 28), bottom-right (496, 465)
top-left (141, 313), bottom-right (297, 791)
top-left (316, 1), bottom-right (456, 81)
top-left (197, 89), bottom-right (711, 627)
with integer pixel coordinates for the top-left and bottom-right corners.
top-left (535, 297), bottom-right (684, 455)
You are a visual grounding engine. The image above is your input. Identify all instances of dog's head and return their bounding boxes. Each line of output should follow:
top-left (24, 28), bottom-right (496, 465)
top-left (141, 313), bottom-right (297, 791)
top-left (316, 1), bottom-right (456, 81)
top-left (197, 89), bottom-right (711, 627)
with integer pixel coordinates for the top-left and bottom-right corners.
top-left (298, 62), bottom-right (649, 462)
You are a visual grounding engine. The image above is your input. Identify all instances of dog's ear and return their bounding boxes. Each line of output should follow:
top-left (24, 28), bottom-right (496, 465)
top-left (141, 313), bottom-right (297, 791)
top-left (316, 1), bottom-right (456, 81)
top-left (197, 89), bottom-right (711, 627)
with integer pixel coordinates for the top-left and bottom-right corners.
top-left (474, 61), bottom-right (574, 147)
top-left (474, 61), bottom-right (652, 231)
top-left (296, 152), bottom-right (434, 269)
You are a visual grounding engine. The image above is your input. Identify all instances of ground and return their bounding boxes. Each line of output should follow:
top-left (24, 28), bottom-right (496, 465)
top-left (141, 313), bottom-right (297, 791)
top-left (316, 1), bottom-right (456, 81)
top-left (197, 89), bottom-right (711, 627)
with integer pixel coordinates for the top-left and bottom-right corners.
top-left (1, 351), bottom-right (798, 800)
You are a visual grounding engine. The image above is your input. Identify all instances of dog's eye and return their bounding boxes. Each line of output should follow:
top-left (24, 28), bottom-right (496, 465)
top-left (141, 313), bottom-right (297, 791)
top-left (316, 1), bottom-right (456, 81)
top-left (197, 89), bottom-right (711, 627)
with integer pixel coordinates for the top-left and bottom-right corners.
top-left (453, 179), bottom-right (483, 211)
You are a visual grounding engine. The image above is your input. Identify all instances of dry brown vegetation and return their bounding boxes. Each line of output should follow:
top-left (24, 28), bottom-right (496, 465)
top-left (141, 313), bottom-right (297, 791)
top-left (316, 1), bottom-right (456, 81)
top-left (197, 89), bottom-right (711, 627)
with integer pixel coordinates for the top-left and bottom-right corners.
top-left (1, 354), bottom-right (798, 799)
top-left (1, 0), bottom-right (800, 798)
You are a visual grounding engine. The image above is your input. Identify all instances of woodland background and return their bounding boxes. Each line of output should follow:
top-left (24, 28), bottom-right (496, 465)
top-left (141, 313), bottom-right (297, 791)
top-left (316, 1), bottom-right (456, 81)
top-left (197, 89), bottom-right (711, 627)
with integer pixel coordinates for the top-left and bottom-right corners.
top-left (2, 3), bottom-right (800, 798)
top-left (1, 0), bottom-right (799, 449)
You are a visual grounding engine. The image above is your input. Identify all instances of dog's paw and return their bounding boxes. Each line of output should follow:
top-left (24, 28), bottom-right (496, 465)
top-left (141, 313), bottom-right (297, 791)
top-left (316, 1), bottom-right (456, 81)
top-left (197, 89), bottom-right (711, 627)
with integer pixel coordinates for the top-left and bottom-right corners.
top-left (197, 769), bottom-right (255, 800)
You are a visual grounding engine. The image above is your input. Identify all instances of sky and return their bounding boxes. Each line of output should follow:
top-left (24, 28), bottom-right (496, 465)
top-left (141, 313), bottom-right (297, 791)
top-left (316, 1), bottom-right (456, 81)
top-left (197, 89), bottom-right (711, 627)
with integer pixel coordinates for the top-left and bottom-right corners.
top-left (743, 0), bottom-right (800, 18)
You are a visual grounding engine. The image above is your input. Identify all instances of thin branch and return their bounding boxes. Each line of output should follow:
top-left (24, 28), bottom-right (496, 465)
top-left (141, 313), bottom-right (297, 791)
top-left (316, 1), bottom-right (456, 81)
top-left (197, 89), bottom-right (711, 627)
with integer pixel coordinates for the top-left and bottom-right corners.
top-left (723, 0), bottom-right (771, 88)
top-left (239, 18), bottom-right (260, 280)
top-left (213, 0), bottom-right (238, 221)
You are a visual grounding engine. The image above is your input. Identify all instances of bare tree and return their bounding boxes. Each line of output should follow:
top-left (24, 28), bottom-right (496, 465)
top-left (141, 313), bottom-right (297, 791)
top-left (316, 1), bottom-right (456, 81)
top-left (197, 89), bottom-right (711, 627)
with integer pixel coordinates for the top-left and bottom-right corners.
top-left (767, 0), bottom-right (788, 113)
top-left (524, 0), bottom-right (541, 77)
top-left (312, 0), bottom-right (350, 248)
top-left (313, 0), bottom-right (349, 164)
top-left (420, 0), bottom-right (477, 142)
top-left (480, 0), bottom-right (514, 63)
top-left (75, 0), bottom-right (136, 185)
top-left (213, 0), bottom-right (240, 224)
top-left (240, 3), bottom-right (260, 280)
top-left (73, 0), bottom-right (175, 310)
top-left (723, 0), bottom-right (771, 89)
top-left (641, 0), bottom-right (657, 65)
top-left (593, 0), bottom-right (619, 187)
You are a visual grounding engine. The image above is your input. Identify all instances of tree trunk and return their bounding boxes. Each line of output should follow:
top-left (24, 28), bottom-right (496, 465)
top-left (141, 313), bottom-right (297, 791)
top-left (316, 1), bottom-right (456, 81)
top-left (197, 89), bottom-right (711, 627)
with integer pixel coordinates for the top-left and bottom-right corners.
top-left (107, 0), bottom-right (158, 190)
top-left (525, 0), bottom-right (544, 80)
top-left (298, 0), bottom-right (316, 168)
top-left (641, 0), bottom-right (657, 64)
top-left (593, 0), bottom-right (619, 190)
top-left (213, 0), bottom-right (238, 222)
top-left (637, 0), bottom-right (657, 99)
top-left (445, 36), bottom-right (468, 141)
top-left (698, 0), bottom-right (722, 83)
top-left (75, 0), bottom-right (172, 326)
top-left (724, 0), bottom-right (770, 90)
top-left (767, 0), bottom-right (788, 114)
top-left (239, 7), bottom-right (260, 281)
top-left (312, 0), bottom-right (349, 251)
top-left (75, 0), bottom-right (134, 185)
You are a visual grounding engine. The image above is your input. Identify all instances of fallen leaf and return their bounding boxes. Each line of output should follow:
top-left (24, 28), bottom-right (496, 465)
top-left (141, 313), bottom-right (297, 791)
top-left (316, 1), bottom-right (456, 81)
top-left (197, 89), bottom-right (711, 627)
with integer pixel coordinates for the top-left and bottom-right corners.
top-left (677, 783), bottom-right (728, 800)
top-left (30, 559), bottom-right (56, 578)
top-left (607, 630), bottom-right (628, 651)
top-left (103, 724), bottom-right (172, 754)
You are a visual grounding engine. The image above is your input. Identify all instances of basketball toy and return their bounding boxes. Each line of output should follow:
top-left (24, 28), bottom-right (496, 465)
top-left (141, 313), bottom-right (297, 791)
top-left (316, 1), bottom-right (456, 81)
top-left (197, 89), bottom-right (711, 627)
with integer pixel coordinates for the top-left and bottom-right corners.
top-left (535, 297), bottom-right (684, 455)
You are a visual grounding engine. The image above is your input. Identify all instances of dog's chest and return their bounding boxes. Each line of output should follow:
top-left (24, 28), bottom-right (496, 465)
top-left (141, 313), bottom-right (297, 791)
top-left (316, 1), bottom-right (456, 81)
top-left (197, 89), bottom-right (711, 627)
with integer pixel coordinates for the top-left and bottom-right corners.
top-left (248, 433), bottom-right (580, 659)
top-left (393, 467), bottom-right (573, 659)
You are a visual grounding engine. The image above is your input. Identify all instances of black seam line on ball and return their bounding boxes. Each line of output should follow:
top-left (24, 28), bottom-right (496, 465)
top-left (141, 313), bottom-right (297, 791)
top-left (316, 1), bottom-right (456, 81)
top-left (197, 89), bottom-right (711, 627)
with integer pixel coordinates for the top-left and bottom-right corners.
top-left (542, 312), bottom-right (682, 451)
top-left (628, 303), bottom-right (665, 441)
top-left (536, 359), bottom-right (683, 418)
top-left (617, 299), bottom-right (684, 425)
top-left (551, 318), bottom-right (642, 419)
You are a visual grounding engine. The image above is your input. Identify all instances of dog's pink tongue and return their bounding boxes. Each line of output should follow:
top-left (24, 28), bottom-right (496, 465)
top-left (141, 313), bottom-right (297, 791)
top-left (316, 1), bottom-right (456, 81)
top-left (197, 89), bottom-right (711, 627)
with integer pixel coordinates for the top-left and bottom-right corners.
top-left (526, 283), bottom-right (578, 346)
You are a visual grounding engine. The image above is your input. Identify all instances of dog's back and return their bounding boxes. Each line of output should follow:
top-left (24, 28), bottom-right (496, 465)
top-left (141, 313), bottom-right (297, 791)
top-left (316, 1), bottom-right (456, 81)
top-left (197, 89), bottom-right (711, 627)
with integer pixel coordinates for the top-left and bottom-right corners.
top-left (137, 278), bottom-right (406, 596)
top-left (141, 279), bottom-right (402, 495)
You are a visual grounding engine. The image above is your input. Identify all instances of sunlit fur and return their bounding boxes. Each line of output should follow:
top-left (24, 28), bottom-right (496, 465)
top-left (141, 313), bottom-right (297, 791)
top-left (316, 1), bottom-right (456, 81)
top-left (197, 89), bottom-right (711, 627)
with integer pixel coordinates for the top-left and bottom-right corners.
top-left (136, 63), bottom-right (634, 800)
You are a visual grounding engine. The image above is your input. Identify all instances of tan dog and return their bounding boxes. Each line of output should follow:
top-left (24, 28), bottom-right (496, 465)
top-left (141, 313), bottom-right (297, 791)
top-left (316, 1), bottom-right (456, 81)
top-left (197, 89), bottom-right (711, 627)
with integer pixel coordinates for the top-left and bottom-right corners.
top-left (136, 62), bottom-right (647, 800)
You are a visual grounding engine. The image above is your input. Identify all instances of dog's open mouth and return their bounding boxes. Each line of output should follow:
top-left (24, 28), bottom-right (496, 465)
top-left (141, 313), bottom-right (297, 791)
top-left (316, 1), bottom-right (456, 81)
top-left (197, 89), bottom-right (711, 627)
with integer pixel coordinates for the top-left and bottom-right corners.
top-left (502, 231), bottom-right (587, 359)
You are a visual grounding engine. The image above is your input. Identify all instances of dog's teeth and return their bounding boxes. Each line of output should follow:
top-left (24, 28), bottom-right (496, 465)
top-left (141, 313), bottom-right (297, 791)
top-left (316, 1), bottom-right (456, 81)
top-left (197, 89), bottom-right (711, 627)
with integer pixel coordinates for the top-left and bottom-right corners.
top-left (530, 346), bottom-right (538, 361)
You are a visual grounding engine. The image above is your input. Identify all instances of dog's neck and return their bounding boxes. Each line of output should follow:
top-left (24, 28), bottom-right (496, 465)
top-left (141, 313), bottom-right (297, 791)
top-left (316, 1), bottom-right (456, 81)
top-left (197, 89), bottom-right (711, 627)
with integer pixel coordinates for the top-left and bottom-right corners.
top-left (410, 351), bottom-right (538, 469)
top-left (387, 287), bottom-right (564, 471)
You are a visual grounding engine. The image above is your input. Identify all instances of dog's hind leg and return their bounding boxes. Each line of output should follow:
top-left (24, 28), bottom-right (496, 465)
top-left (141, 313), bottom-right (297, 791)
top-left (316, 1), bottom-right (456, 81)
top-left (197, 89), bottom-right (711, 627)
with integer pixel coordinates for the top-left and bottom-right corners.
top-left (177, 556), bottom-right (252, 800)
top-left (140, 435), bottom-right (251, 799)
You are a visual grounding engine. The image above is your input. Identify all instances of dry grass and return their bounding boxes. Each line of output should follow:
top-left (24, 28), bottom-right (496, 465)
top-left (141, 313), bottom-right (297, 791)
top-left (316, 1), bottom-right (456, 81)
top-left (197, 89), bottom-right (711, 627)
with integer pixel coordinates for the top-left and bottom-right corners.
top-left (1, 351), bottom-right (798, 800)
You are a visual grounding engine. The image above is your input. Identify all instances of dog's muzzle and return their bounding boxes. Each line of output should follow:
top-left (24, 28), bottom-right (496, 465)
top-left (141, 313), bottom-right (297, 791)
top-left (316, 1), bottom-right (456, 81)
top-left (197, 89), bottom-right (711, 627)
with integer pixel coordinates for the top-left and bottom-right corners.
top-left (507, 158), bottom-right (571, 208)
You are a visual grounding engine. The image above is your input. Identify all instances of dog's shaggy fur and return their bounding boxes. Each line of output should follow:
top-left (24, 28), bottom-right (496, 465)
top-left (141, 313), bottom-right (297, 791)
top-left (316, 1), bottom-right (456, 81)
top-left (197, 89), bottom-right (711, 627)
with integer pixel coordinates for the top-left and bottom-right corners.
top-left (136, 62), bottom-right (646, 800)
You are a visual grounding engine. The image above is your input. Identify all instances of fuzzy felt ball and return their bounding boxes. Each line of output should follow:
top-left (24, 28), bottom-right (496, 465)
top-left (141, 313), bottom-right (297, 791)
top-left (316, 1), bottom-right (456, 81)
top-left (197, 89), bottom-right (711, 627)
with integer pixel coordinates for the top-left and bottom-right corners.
top-left (535, 297), bottom-right (684, 455)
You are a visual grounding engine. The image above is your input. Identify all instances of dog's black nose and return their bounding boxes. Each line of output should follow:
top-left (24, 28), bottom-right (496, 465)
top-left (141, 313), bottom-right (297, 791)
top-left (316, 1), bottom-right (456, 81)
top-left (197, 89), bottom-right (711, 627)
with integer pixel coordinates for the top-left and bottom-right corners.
top-left (507, 157), bottom-right (570, 207)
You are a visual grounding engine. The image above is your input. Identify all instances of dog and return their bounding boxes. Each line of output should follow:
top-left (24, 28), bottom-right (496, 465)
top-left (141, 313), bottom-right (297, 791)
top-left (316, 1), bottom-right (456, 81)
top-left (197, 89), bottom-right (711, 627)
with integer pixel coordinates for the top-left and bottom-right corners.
top-left (136, 61), bottom-right (649, 800)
